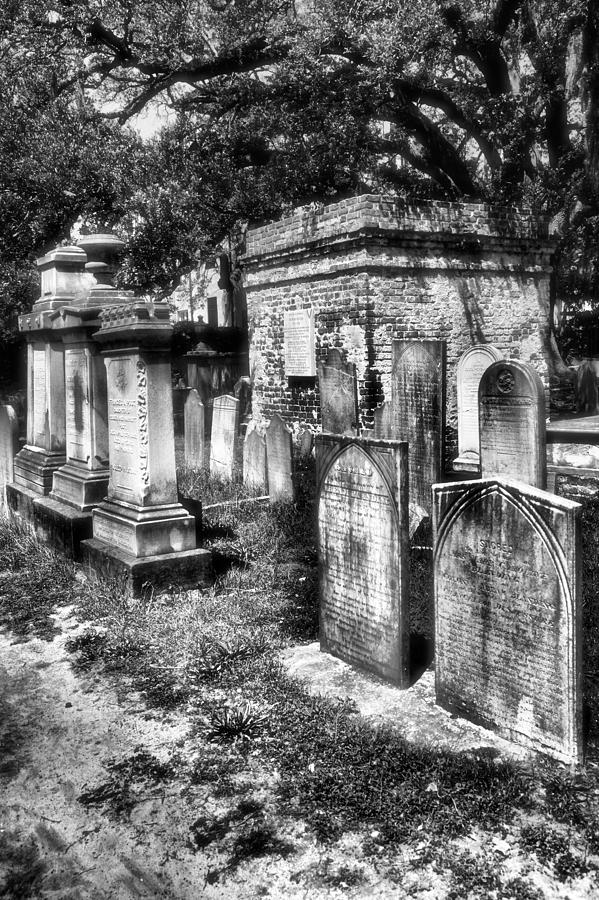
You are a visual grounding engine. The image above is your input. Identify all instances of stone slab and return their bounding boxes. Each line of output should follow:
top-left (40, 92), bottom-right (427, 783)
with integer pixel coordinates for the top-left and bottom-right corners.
top-left (0, 405), bottom-right (19, 506)
top-left (392, 340), bottom-right (445, 513)
top-left (284, 308), bottom-right (316, 377)
top-left (184, 389), bottom-right (205, 468)
top-left (433, 477), bottom-right (582, 763)
top-left (92, 500), bottom-right (197, 558)
top-left (265, 414), bottom-right (294, 501)
top-left (479, 360), bottom-right (546, 488)
top-left (31, 496), bottom-right (93, 560)
top-left (80, 539), bottom-right (212, 598)
top-left (243, 428), bottom-right (267, 492)
top-left (318, 349), bottom-right (358, 435)
top-left (210, 394), bottom-right (240, 480)
top-left (316, 434), bottom-right (410, 686)
top-left (454, 344), bottom-right (504, 471)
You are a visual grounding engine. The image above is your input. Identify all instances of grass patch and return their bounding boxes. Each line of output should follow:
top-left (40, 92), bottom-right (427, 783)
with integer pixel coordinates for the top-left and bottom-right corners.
top-left (78, 747), bottom-right (178, 820)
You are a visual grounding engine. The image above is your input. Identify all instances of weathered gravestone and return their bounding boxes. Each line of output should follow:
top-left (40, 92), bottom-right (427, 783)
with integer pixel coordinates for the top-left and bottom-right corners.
top-left (298, 426), bottom-right (314, 457)
top-left (372, 400), bottom-right (394, 440)
top-left (243, 428), bottom-right (267, 493)
top-left (0, 405), bottom-right (19, 505)
top-left (184, 389), bottom-right (204, 468)
top-left (210, 395), bottom-right (240, 480)
top-left (479, 360), bottom-right (546, 488)
top-left (454, 344), bottom-right (504, 472)
top-left (433, 477), bottom-right (582, 763)
top-left (265, 414), bottom-right (294, 500)
top-left (318, 349), bottom-right (358, 435)
top-left (316, 434), bottom-right (410, 686)
top-left (392, 340), bottom-right (445, 513)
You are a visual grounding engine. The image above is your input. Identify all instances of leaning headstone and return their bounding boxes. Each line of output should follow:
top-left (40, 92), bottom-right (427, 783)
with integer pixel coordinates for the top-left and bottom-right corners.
top-left (243, 428), bottom-right (267, 493)
top-left (265, 414), bottom-right (293, 500)
top-left (298, 427), bottom-right (314, 457)
top-left (210, 395), bottom-right (240, 480)
top-left (433, 477), bottom-right (582, 763)
top-left (184, 389), bottom-right (204, 468)
top-left (454, 344), bottom-right (504, 472)
top-left (479, 360), bottom-right (546, 488)
top-left (0, 405), bottom-right (19, 505)
top-left (318, 349), bottom-right (358, 435)
top-left (316, 434), bottom-right (410, 686)
top-left (392, 340), bottom-right (445, 513)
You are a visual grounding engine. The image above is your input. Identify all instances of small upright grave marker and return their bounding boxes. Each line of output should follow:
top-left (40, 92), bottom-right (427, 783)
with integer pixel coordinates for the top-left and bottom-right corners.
top-left (392, 340), bottom-right (445, 513)
top-left (265, 414), bottom-right (293, 500)
top-left (243, 428), bottom-right (267, 493)
top-left (433, 477), bottom-right (582, 763)
top-left (479, 360), bottom-right (546, 488)
top-left (454, 344), bottom-right (503, 472)
top-left (318, 348), bottom-right (358, 435)
top-left (316, 434), bottom-right (410, 686)
top-left (210, 395), bottom-right (240, 480)
top-left (184, 389), bottom-right (204, 468)
top-left (0, 405), bottom-right (19, 505)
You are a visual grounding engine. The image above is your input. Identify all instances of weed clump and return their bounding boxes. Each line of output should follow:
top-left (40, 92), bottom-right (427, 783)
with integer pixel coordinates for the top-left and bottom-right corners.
top-left (78, 747), bottom-right (177, 820)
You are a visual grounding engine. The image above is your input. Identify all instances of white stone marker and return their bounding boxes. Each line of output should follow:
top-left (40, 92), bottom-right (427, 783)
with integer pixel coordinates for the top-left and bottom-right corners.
top-left (454, 344), bottom-right (504, 472)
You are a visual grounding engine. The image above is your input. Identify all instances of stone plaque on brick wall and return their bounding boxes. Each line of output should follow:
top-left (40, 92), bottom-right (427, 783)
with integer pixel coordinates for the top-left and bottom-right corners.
top-left (284, 308), bottom-right (316, 377)
top-left (433, 477), bottom-right (582, 763)
top-left (65, 347), bottom-right (90, 463)
top-left (479, 360), bottom-right (546, 488)
top-left (392, 340), bottom-right (445, 513)
top-left (316, 434), bottom-right (410, 686)
top-left (210, 394), bottom-right (240, 480)
top-left (454, 344), bottom-right (504, 472)
top-left (184, 389), bottom-right (204, 468)
top-left (318, 348), bottom-right (358, 435)
top-left (243, 428), bottom-right (267, 492)
top-left (0, 405), bottom-right (18, 505)
top-left (265, 414), bottom-right (293, 500)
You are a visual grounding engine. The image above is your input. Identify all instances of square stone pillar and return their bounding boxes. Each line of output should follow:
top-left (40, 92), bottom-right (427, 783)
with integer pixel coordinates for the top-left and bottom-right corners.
top-left (81, 301), bottom-right (211, 594)
top-left (9, 246), bottom-right (87, 510)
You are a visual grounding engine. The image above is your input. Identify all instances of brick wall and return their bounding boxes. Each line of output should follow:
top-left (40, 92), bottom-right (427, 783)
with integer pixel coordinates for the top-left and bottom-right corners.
top-left (241, 194), bottom-right (563, 463)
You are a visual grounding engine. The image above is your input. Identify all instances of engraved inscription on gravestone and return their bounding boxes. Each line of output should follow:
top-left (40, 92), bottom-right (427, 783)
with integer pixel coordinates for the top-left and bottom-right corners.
top-left (184, 388), bottom-right (204, 468)
top-left (284, 308), bottom-right (316, 377)
top-left (454, 344), bottom-right (504, 471)
top-left (243, 428), bottom-right (267, 492)
top-left (106, 357), bottom-right (141, 501)
top-left (65, 348), bottom-right (90, 463)
top-left (392, 340), bottom-right (445, 513)
top-left (318, 348), bottom-right (358, 435)
top-left (265, 414), bottom-right (293, 500)
top-left (433, 477), bottom-right (582, 763)
top-left (210, 395), bottom-right (240, 479)
top-left (317, 434), bottom-right (410, 686)
top-left (479, 360), bottom-right (546, 488)
top-left (33, 346), bottom-right (47, 444)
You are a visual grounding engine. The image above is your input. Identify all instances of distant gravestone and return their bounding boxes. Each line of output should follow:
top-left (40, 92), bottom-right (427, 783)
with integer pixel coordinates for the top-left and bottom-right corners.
top-left (318, 348), bottom-right (358, 435)
top-left (433, 477), bottom-right (582, 763)
top-left (392, 340), bottom-right (445, 513)
top-left (284, 308), bottom-right (316, 377)
top-left (210, 395), bottom-right (240, 479)
top-left (0, 405), bottom-right (19, 505)
top-left (298, 427), bottom-right (314, 457)
top-left (317, 434), bottom-right (410, 686)
top-left (184, 389), bottom-right (204, 468)
top-left (243, 428), bottom-right (267, 493)
top-left (265, 414), bottom-right (294, 500)
top-left (454, 344), bottom-right (504, 472)
top-left (479, 360), bottom-right (546, 488)
top-left (372, 400), bottom-right (394, 440)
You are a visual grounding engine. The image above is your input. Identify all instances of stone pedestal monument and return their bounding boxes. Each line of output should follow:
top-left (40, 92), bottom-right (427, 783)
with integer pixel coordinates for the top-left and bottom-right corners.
top-left (81, 300), bottom-right (211, 594)
top-left (8, 245), bottom-right (87, 518)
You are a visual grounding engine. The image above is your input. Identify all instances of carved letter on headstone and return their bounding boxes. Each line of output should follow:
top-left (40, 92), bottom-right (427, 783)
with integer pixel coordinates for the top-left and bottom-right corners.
top-left (433, 477), bottom-right (582, 763)
top-left (318, 348), bottom-right (358, 436)
top-left (454, 344), bottom-right (504, 472)
top-left (479, 360), bottom-right (546, 489)
top-left (316, 434), bottom-right (410, 686)
top-left (392, 340), bottom-right (445, 514)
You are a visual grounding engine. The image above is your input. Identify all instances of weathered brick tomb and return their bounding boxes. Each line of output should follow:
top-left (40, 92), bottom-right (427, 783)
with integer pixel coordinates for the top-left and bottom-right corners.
top-left (241, 195), bottom-right (565, 464)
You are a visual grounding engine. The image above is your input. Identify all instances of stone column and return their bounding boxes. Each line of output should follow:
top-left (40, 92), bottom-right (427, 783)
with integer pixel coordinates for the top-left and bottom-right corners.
top-left (9, 246), bottom-right (87, 510)
top-left (81, 300), bottom-right (211, 594)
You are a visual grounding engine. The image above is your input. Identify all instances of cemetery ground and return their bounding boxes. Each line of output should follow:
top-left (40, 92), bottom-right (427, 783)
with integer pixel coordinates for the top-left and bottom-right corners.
top-left (2, 469), bottom-right (599, 898)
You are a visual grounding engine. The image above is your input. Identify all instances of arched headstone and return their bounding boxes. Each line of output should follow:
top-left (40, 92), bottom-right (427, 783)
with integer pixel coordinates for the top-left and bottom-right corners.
top-left (454, 344), bottom-right (504, 472)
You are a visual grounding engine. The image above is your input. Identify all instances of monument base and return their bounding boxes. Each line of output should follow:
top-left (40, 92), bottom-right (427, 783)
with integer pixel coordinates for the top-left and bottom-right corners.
top-left (80, 538), bottom-right (213, 597)
top-left (91, 499), bottom-right (198, 557)
top-left (51, 463), bottom-right (109, 512)
top-left (6, 484), bottom-right (93, 558)
top-left (452, 453), bottom-right (480, 474)
top-left (13, 445), bottom-right (66, 495)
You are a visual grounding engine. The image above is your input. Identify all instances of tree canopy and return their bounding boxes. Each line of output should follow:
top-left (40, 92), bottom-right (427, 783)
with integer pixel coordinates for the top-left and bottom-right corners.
top-left (3, 0), bottom-right (599, 349)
